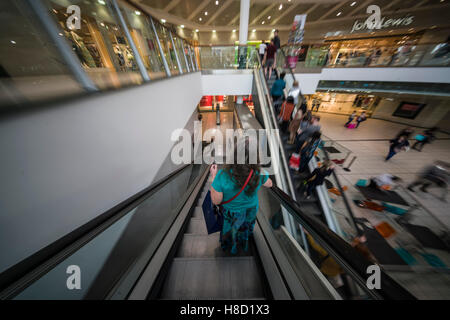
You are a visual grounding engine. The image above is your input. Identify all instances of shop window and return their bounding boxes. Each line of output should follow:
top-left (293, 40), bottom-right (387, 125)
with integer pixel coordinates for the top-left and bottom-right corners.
top-left (118, 0), bottom-right (168, 79)
top-left (45, 0), bottom-right (144, 89)
top-left (0, 0), bottom-right (85, 107)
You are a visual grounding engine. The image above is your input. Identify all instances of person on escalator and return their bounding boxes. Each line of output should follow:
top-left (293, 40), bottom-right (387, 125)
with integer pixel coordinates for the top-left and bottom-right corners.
top-left (302, 160), bottom-right (334, 199)
top-left (288, 81), bottom-right (301, 106)
top-left (209, 140), bottom-right (273, 255)
top-left (271, 72), bottom-right (286, 112)
top-left (263, 39), bottom-right (277, 80)
top-left (278, 96), bottom-right (295, 133)
top-left (295, 115), bottom-right (321, 154)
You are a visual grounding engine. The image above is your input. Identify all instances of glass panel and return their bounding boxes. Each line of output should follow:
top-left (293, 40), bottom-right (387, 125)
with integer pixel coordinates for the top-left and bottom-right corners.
top-left (14, 164), bottom-right (207, 299)
top-left (173, 36), bottom-right (188, 73)
top-left (45, 0), bottom-right (143, 89)
top-left (154, 23), bottom-right (179, 75)
top-left (118, 0), bottom-right (167, 79)
top-left (259, 187), bottom-right (375, 300)
top-left (0, 0), bottom-right (84, 107)
top-left (199, 46), bottom-right (239, 69)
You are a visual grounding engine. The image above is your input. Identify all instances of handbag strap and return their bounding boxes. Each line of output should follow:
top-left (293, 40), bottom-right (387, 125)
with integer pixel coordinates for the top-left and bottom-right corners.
top-left (220, 169), bottom-right (254, 205)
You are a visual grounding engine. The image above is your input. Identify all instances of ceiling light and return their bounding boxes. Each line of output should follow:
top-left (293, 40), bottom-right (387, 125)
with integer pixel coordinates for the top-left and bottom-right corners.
top-left (262, 21), bottom-right (265, 24)
top-left (336, 12), bottom-right (342, 16)
top-left (268, 16), bottom-right (271, 19)
top-left (252, 29), bottom-right (256, 32)
top-left (205, 11), bottom-right (208, 16)
top-left (350, 1), bottom-right (356, 6)
top-left (272, 29), bottom-right (275, 32)
top-left (10, 40), bottom-right (16, 44)
top-left (180, 25), bottom-right (184, 28)
top-left (232, 29), bottom-right (236, 32)
top-left (135, 11), bottom-right (141, 15)
top-left (161, 19), bottom-right (166, 23)
top-left (212, 30), bottom-right (216, 32)
top-left (216, 0), bottom-right (219, 5)
top-left (195, 29), bottom-right (199, 32)
top-left (279, 4), bottom-right (283, 10)
top-left (199, 17), bottom-right (202, 21)
top-left (98, 0), bottom-right (106, 5)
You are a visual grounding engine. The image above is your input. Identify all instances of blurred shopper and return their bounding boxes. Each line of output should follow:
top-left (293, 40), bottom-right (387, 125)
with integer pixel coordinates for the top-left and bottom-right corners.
top-left (273, 29), bottom-right (281, 50)
top-left (295, 115), bottom-right (321, 153)
top-left (368, 174), bottom-right (401, 191)
top-left (385, 134), bottom-right (409, 161)
top-left (412, 127), bottom-right (437, 152)
top-left (258, 41), bottom-right (267, 64)
top-left (210, 142), bottom-right (273, 255)
top-left (271, 71), bottom-right (286, 110)
top-left (355, 111), bottom-right (367, 128)
top-left (288, 108), bottom-right (304, 144)
top-left (298, 131), bottom-right (323, 173)
top-left (263, 39), bottom-right (277, 80)
top-left (344, 111), bottom-right (357, 127)
top-left (302, 159), bottom-right (334, 198)
top-left (395, 127), bottom-right (414, 140)
top-left (288, 81), bottom-right (301, 106)
top-left (278, 96), bottom-right (295, 133)
top-left (408, 161), bottom-right (449, 201)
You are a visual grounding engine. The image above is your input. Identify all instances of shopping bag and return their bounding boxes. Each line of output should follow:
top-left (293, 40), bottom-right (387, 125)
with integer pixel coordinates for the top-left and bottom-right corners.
top-left (202, 191), bottom-right (223, 234)
top-left (414, 134), bottom-right (425, 141)
top-left (289, 153), bottom-right (300, 170)
top-left (347, 123), bottom-right (356, 129)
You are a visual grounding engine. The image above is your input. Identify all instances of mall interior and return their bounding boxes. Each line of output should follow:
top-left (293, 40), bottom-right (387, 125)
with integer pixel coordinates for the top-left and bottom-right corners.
top-left (0, 0), bottom-right (449, 301)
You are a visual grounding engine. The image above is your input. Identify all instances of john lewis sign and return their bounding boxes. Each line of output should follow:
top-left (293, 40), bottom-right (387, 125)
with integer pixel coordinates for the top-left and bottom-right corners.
top-left (351, 5), bottom-right (414, 33)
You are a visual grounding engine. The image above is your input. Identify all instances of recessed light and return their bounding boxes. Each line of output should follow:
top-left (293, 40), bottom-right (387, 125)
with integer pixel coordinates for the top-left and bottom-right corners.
top-left (161, 19), bottom-right (166, 23)
top-left (337, 12), bottom-right (342, 16)
top-left (212, 30), bottom-right (216, 32)
top-left (262, 21), bottom-right (265, 24)
top-left (252, 29), bottom-right (256, 32)
top-left (199, 17), bottom-right (202, 21)
top-left (10, 40), bottom-right (16, 44)
top-left (180, 25), bottom-right (184, 28)
top-left (216, 1), bottom-right (219, 5)
top-left (350, 1), bottom-right (356, 6)
top-left (272, 29), bottom-right (275, 32)
top-left (135, 11), bottom-right (141, 15)
top-left (279, 4), bottom-right (283, 10)
top-left (232, 29), bottom-right (236, 32)
top-left (204, 11), bottom-right (208, 16)
top-left (195, 29), bottom-right (199, 32)
top-left (268, 16), bottom-right (271, 19)
top-left (98, 0), bottom-right (106, 5)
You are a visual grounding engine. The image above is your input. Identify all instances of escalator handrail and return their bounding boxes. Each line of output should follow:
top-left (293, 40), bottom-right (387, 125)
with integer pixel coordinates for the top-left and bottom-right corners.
top-left (269, 185), bottom-right (417, 300)
top-left (0, 161), bottom-right (200, 298)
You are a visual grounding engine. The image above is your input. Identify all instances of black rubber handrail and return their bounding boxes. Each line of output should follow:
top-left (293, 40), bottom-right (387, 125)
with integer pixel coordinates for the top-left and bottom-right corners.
top-left (0, 161), bottom-right (200, 298)
top-left (270, 185), bottom-right (417, 300)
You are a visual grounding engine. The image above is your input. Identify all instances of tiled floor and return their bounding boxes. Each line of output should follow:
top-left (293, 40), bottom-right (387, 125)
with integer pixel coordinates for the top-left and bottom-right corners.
top-left (314, 112), bottom-right (450, 299)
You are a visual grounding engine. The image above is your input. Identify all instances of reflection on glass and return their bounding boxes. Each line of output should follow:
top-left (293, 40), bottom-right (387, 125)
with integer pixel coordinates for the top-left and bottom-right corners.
top-left (0, 0), bottom-right (84, 107)
top-left (174, 36), bottom-right (188, 73)
top-left (154, 23), bottom-right (179, 75)
top-left (118, 0), bottom-right (167, 79)
top-left (45, 0), bottom-right (143, 89)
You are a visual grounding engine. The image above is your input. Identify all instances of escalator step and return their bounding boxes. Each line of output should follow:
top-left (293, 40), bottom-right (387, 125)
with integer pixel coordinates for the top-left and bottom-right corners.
top-left (186, 218), bottom-right (208, 235)
top-left (177, 234), bottom-right (254, 258)
top-left (160, 257), bottom-right (264, 300)
top-left (193, 206), bottom-right (203, 218)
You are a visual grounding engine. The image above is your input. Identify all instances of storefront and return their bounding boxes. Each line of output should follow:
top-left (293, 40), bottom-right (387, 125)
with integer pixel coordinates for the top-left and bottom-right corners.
top-left (307, 92), bottom-right (381, 116)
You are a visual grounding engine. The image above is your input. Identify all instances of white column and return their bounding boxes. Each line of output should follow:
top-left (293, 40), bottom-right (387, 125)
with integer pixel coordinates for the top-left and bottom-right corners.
top-left (239, 0), bottom-right (250, 45)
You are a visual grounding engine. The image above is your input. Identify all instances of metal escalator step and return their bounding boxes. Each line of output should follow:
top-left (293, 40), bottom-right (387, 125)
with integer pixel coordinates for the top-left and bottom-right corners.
top-left (193, 206), bottom-right (204, 218)
top-left (177, 234), bottom-right (254, 258)
top-left (160, 257), bottom-right (265, 300)
top-left (186, 218), bottom-right (208, 235)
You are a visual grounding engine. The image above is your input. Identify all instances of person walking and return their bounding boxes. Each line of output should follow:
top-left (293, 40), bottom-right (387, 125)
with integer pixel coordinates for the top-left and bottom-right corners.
top-left (210, 142), bottom-right (273, 254)
top-left (263, 39), bottom-right (277, 80)
top-left (273, 29), bottom-right (281, 51)
top-left (298, 131), bottom-right (322, 173)
top-left (395, 127), bottom-right (414, 140)
top-left (412, 127), bottom-right (437, 152)
top-left (345, 111), bottom-right (357, 127)
top-left (385, 134), bottom-right (409, 161)
top-left (258, 41), bottom-right (267, 64)
top-left (287, 81), bottom-right (301, 106)
top-left (278, 96), bottom-right (295, 133)
top-left (302, 160), bottom-right (334, 198)
top-left (355, 111), bottom-right (367, 128)
top-left (408, 161), bottom-right (449, 201)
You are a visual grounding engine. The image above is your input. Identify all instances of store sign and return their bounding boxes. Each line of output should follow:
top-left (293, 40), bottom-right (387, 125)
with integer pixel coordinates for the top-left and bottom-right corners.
top-left (351, 5), bottom-right (414, 33)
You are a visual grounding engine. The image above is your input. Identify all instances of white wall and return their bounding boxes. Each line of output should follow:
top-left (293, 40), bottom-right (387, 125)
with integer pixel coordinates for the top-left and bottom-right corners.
top-left (201, 73), bottom-right (253, 96)
top-left (0, 72), bottom-right (203, 272)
